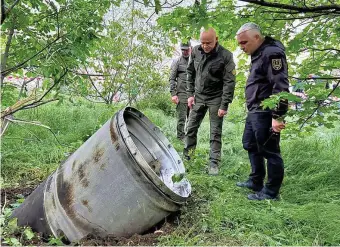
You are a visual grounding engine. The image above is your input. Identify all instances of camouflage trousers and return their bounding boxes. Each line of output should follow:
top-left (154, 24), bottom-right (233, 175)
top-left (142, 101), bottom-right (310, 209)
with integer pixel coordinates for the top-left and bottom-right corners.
top-left (176, 102), bottom-right (190, 140)
top-left (184, 103), bottom-right (224, 165)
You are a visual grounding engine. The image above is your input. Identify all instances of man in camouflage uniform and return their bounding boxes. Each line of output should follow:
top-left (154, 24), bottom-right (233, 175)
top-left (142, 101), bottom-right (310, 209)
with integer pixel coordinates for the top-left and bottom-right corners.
top-left (184, 28), bottom-right (236, 175)
top-left (169, 42), bottom-right (192, 141)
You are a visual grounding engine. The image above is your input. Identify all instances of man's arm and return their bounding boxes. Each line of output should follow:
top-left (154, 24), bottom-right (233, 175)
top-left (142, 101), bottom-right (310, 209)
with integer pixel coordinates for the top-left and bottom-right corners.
top-left (266, 52), bottom-right (290, 119)
top-left (169, 58), bottom-right (179, 96)
top-left (220, 52), bottom-right (236, 111)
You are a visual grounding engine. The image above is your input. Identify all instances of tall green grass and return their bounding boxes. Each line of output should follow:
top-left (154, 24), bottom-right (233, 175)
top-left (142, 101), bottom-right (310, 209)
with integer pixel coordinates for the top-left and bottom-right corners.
top-left (1, 100), bottom-right (120, 187)
top-left (1, 98), bottom-right (340, 245)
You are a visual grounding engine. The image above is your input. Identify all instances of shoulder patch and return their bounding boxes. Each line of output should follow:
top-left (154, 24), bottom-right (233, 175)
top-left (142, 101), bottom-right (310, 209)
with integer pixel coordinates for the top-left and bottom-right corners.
top-left (232, 69), bottom-right (236, 75)
top-left (269, 55), bottom-right (284, 74)
top-left (272, 58), bottom-right (282, 70)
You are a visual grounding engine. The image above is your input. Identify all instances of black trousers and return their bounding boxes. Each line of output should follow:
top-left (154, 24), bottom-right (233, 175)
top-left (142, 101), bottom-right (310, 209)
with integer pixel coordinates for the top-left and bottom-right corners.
top-left (242, 112), bottom-right (284, 196)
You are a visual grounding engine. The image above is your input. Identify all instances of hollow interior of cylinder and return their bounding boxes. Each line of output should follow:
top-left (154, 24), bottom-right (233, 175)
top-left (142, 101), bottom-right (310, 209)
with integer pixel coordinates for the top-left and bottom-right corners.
top-left (123, 111), bottom-right (190, 198)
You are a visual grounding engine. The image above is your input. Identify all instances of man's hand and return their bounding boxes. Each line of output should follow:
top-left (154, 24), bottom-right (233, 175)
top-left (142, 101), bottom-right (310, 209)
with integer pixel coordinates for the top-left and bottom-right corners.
top-left (272, 118), bottom-right (285, 132)
top-left (171, 96), bottom-right (179, 104)
top-left (218, 109), bottom-right (227, 117)
top-left (188, 96), bottom-right (195, 109)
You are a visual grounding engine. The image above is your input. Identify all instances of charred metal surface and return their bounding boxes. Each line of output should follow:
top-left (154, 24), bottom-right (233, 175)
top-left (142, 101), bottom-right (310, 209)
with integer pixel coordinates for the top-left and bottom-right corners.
top-left (93, 146), bottom-right (104, 163)
top-left (100, 163), bottom-right (106, 170)
top-left (72, 160), bottom-right (77, 171)
top-left (109, 119), bottom-right (120, 150)
top-left (52, 195), bottom-right (56, 209)
top-left (78, 162), bottom-right (86, 181)
top-left (57, 181), bottom-right (76, 219)
top-left (81, 178), bottom-right (90, 188)
top-left (78, 159), bottom-right (90, 188)
top-left (46, 175), bottom-right (53, 192)
top-left (56, 174), bottom-right (94, 236)
top-left (149, 160), bottom-right (161, 176)
top-left (81, 200), bottom-right (93, 213)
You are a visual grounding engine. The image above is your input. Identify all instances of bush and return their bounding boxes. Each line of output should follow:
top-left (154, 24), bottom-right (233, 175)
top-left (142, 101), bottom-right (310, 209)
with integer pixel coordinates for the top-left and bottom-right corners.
top-left (135, 91), bottom-right (175, 116)
top-left (1, 84), bottom-right (19, 110)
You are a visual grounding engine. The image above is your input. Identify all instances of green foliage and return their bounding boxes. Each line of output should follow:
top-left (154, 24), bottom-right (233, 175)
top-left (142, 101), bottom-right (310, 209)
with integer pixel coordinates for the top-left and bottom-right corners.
top-left (1, 101), bottom-right (340, 245)
top-left (0, 198), bottom-right (41, 246)
top-left (261, 92), bottom-right (302, 110)
top-left (48, 236), bottom-right (65, 246)
top-left (136, 90), bottom-right (175, 116)
top-left (1, 84), bottom-right (19, 109)
top-left (171, 173), bottom-right (185, 183)
top-left (146, 104), bottom-right (340, 246)
top-left (157, 0), bottom-right (340, 134)
top-left (1, 99), bottom-right (118, 186)
top-left (69, 2), bottom-right (171, 105)
top-left (1, 1), bottom-right (340, 245)
top-left (0, 0), bottom-right (113, 118)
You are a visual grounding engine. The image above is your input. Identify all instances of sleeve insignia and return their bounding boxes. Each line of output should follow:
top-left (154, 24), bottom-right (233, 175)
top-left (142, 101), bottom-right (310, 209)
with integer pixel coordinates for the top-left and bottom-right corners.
top-left (272, 58), bottom-right (282, 70)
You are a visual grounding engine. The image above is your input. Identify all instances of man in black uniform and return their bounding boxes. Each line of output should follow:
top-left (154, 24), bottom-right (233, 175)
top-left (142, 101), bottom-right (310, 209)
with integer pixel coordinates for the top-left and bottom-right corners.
top-left (184, 28), bottom-right (236, 175)
top-left (236, 23), bottom-right (289, 200)
top-left (169, 42), bottom-right (192, 141)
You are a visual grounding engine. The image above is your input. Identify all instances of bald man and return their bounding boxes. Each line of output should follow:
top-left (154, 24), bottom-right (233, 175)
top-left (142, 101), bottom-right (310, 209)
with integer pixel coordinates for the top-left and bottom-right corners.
top-left (184, 28), bottom-right (236, 175)
top-left (235, 23), bottom-right (289, 200)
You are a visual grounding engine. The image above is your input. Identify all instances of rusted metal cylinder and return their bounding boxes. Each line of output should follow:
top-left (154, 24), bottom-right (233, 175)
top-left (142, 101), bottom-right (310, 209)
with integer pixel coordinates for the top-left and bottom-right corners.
top-left (11, 107), bottom-right (191, 242)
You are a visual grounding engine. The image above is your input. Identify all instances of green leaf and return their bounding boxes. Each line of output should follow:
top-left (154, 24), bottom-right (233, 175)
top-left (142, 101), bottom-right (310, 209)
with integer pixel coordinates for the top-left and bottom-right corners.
top-left (7, 218), bottom-right (18, 234)
top-left (154, 0), bottom-right (161, 14)
top-left (171, 173), bottom-right (185, 183)
top-left (48, 237), bottom-right (64, 246)
top-left (24, 228), bottom-right (35, 240)
top-left (9, 237), bottom-right (21, 246)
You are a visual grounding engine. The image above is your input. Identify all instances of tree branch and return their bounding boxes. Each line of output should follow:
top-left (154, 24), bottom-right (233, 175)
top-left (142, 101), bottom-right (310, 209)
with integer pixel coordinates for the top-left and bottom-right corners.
top-left (18, 77), bottom-right (37, 100)
top-left (299, 80), bottom-right (340, 130)
top-left (1, 36), bottom-right (61, 77)
top-left (265, 13), bottom-right (325, 20)
top-left (70, 71), bottom-right (112, 77)
top-left (20, 98), bottom-right (59, 110)
top-left (299, 47), bottom-right (340, 53)
top-left (85, 67), bottom-right (109, 103)
top-left (1, 23), bottom-right (15, 86)
top-left (240, 0), bottom-right (340, 14)
top-left (1, 69), bottom-right (67, 118)
top-left (1, 0), bottom-right (20, 24)
top-left (289, 76), bottom-right (340, 80)
top-left (1, 12), bottom-right (63, 78)
top-left (3, 116), bottom-right (63, 145)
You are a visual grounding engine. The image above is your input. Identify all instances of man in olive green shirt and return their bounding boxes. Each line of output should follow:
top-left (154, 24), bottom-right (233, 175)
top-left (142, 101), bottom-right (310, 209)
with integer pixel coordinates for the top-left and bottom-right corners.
top-left (169, 42), bottom-right (191, 141)
top-left (184, 28), bottom-right (236, 175)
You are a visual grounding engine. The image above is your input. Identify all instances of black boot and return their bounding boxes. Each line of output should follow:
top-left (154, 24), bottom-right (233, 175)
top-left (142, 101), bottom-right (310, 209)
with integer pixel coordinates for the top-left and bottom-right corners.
top-left (236, 179), bottom-right (263, 192)
top-left (247, 189), bottom-right (279, 201)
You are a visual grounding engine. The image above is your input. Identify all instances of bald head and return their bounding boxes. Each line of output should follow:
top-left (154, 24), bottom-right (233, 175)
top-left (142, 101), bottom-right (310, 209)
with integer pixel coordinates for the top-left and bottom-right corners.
top-left (200, 27), bottom-right (218, 53)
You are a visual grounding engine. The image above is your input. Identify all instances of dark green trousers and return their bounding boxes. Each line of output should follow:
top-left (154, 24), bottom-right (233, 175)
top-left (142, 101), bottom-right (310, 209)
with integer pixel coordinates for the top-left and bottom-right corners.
top-left (176, 102), bottom-right (189, 139)
top-left (184, 103), bottom-right (223, 165)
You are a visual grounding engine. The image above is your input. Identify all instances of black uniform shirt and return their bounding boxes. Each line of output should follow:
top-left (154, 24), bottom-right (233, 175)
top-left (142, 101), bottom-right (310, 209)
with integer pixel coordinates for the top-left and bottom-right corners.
top-left (246, 36), bottom-right (289, 118)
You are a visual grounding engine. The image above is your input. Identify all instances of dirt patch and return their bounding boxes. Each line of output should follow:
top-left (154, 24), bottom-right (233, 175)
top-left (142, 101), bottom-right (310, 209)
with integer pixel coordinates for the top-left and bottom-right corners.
top-left (1, 186), bottom-right (36, 206)
top-left (78, 221), bottom-right (175, 246)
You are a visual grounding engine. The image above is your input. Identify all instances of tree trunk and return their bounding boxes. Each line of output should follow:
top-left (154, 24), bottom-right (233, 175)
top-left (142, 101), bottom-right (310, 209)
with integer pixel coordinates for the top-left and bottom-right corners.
top-left (1, 24), bottom-right (15, 87)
